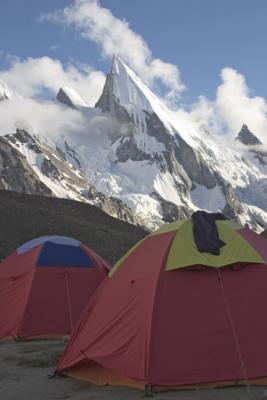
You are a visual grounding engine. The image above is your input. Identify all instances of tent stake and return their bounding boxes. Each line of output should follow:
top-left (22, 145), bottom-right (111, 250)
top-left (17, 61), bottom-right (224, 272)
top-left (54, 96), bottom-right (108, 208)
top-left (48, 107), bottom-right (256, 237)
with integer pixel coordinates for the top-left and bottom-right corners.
top-left (144, 384), bottom-right (153, 397)
top-left (46, 369), bottom-right (59, 379)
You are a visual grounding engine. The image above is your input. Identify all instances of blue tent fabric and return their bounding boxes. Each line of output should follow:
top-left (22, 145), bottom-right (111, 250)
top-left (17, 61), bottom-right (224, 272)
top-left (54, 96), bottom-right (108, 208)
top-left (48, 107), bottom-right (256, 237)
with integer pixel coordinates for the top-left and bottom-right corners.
top-left (36, 242), bottom-right (94, 268)
top-left (17, 235), bottom-right (80, 254)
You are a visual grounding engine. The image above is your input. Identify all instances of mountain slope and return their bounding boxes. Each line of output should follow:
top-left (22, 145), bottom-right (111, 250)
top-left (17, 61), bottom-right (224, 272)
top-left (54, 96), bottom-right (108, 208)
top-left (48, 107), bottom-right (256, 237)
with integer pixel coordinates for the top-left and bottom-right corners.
top-left (55, 56), bottom-right (267, 231)
top-left (0, 135), bottom-right (51, 195)
top-left (1, 57), bottom-right (267, 232)
top-left (0, 190), bottom-right (147, 264)
top-left (1, 129), bottom-right (142, 226)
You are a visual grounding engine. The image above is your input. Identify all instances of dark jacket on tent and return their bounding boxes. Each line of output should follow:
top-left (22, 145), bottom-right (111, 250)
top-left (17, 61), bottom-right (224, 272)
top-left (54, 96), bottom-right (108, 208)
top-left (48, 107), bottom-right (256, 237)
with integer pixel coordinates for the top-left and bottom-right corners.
top-left (191, 211), bottom-right (227, 255)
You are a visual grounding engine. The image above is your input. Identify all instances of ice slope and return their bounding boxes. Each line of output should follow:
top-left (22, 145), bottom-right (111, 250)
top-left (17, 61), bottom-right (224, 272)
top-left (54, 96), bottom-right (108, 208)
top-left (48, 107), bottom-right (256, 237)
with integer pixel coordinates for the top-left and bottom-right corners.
top-left (111, 56), bottom-right (202, 148)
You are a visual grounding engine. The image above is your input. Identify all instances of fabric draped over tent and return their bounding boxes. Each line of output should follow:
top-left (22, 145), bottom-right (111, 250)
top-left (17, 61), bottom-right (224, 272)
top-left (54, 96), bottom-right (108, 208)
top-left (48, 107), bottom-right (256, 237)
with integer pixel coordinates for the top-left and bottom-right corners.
top-left (56, 220), bottom-right (267, 390)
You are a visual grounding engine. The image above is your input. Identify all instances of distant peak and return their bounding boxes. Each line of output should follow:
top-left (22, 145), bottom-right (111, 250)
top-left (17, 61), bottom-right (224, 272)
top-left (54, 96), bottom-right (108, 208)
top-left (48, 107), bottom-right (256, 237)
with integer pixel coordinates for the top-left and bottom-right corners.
top-left (111, 55), bottom-right (128, 75)
top-left (236, 124), bottom-right (262, 146)
top-left (111, 54), bottom-right (125, 66)
top-left (56, 86), bottom-right (88, 109)
top-left (95, 54), bottom-right (153, 114)
top-left (110, 55), bottom-right (139, 81)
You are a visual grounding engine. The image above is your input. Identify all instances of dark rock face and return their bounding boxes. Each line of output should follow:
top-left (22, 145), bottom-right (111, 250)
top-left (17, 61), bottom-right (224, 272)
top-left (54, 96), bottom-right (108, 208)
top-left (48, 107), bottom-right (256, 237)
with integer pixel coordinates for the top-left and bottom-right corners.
top-left (144, 111), bottom-right (171, 144)
top-left (41, 158), bottom-right (60, 180)
top-left (56, 142), bottom-right (82, 169)
top-left (222, 183), bottom-right (244, 220)
top-left (95, 72), bottom-right (132, 125)
top-left (145, 111), bottom-right (217, 189)
top-left (152, 191), bottom-right (191, 223)
top-left (173, 139), bottom-right (217, 189)
top-left (88, 187), bottom-right (143, 226)
top-left (251, 150), bottom-right (267, 166)
top-left (0, 137), bottom-right (51, 195)
top-left (5, 129), bottom-right (43, 153)
top-left (236, 124), bottom-right (262, 146)
top-left (56, 88), bottom-right (75, 109)
top-left (64, 142), bottom-right (82, 168)
top-left (116, 136), bottom-right (153, 163)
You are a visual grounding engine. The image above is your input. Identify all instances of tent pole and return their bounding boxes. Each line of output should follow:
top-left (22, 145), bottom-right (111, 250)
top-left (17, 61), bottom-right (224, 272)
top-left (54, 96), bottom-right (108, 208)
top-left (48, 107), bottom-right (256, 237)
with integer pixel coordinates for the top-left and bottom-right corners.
top-left (64, 270), bottom-right (74, 334)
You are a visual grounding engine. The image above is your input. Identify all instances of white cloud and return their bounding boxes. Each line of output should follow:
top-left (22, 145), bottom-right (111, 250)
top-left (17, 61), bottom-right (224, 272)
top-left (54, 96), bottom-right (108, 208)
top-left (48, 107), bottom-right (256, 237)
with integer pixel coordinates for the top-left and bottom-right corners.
top-left (216, 68), bottom-right (267, 141)
top-left (42, 0), bottom-right (185, 102)
top-left (39, 0), bottom-right (267, 140)
top-left (0, 56), bottom-right (105, 105)
top-left (0, 94), bottom-right (136, 159)
top-left (0, 10), bottom-right (266, 147)
top-left (180, 68), bottom-right (267, 144)
top-left (0, 96), bottom-right (88, 140)
top-left (0, 54), bottom-right (107, 140)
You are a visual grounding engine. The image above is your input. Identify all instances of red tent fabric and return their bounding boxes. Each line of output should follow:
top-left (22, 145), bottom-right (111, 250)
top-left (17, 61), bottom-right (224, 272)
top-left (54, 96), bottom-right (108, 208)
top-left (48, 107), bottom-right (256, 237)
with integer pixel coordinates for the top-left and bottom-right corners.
top-left (57, 225), bottom-right (267, 390)
top-left (0, 236), bottom-right (110, 338)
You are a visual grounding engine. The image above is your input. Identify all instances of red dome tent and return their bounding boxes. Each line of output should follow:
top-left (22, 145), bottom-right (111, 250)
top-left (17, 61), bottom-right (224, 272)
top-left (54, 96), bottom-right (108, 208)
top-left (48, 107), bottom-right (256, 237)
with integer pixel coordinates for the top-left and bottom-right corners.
top-left (0, 235), bottom-right (110, 339)
top-left (57, 220), bottom-right (267, 391)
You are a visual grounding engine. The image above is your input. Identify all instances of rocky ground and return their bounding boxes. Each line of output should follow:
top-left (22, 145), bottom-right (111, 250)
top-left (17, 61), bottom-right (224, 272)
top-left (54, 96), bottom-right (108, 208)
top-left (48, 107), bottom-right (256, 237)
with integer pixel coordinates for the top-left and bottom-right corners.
top-left (0, 340), bottom-right (266, 400)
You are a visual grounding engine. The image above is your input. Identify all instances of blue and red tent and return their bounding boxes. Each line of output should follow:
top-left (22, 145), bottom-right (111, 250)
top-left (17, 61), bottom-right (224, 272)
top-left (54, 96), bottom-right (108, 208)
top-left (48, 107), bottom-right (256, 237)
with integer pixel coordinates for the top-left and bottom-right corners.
top-left (0, 235), bottom-right (110, 339)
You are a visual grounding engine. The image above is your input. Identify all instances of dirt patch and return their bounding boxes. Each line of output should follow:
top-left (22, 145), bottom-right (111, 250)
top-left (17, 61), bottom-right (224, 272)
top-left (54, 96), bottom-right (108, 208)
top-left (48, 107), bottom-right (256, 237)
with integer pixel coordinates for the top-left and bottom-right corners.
top-left (0, 341), bottom-right (267, 400)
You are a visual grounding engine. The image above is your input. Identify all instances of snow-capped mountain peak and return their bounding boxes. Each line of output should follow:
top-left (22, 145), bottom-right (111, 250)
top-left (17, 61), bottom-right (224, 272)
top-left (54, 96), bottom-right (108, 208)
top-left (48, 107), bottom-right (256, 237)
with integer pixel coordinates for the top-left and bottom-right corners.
top-left (111, 55), bottom-right (154, 113)
top-left (236, 124), bottom-right (263, 146)
top-left (56, 86), bottom-right (89, 109)
top-left (1, 57), bottom-right (267, 232)
top-left (97, 56), bottom-right (202, 149)
top-left (93, 57), bottom-right (267, 230)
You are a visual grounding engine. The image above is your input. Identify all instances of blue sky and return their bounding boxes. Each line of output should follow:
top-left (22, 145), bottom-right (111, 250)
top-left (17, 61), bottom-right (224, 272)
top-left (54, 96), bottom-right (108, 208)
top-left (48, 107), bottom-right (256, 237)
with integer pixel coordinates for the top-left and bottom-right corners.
top-left (0, 0), bottom-right (266, 104)
top-left (0, 0), bottom-right (267, 143)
